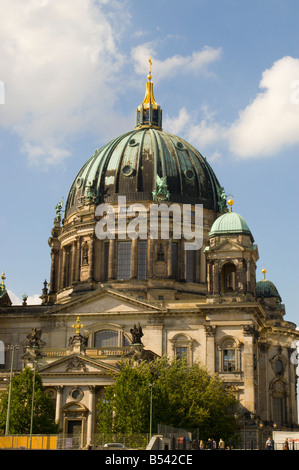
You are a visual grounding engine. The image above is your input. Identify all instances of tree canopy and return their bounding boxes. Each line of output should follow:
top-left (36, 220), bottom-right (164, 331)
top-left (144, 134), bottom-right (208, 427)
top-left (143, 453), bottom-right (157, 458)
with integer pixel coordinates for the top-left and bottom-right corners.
top-left (97, 357), bottom-right (239, 442)
top-left (0, 367), bottom-right (60, 435)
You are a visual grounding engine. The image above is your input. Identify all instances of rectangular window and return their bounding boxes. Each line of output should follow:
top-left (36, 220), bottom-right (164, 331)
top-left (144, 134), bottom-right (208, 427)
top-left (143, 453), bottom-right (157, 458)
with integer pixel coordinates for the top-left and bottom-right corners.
top-left (186, 250), bottom-right (196, 283)
top-left (117, 241), bottom-right (132, 279)
top-left (223, 349), bottom-right (236, 371)
top-left (273, 398), bottom-right (286, 426)
top-left (176, 347), bottom-right (188, 360)
top-left (137, 241), bottom-right (147, 280)
top-left (172, 242), bottom-right (178, 279)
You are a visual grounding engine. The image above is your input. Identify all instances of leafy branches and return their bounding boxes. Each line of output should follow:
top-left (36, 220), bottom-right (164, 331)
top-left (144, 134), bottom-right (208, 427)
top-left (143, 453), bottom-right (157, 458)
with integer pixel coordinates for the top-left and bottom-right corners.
top-left (97, 357), bottom-right (239, 441)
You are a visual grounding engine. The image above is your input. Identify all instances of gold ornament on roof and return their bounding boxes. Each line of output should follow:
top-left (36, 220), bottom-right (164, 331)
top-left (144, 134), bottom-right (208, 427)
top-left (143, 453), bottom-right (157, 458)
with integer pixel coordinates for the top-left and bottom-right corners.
top-left (262, 268), bottom-right (267, 279)
top-left (227, 198), bottom-right (234, 212)
top-left (1, 272), bottom-right (6, 290)
top-left (148, 56), bottom-right (152, 80)
top-left (139, 57), bottom-right (159, 110)
top-left (72, 316), bottom-right (85, 334)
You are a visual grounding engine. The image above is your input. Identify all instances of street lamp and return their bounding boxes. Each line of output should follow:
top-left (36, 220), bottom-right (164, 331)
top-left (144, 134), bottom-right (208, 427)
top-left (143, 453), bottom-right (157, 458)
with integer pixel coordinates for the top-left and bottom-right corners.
top-left (5, 344), bottom-right (19, 435)
top-left (29, 361), bottom-right (37, 449)
top-left (149, 383), bottom-right (153, 442)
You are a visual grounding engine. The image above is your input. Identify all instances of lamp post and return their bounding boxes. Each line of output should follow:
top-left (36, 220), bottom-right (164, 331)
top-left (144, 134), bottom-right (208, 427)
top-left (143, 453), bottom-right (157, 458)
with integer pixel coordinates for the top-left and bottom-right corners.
top-left (29, 361), bottom-right (37, 449)
top-left (149, 383), bottom-right (153, 442)
top-left (5, 344), bottom-right (19, 435)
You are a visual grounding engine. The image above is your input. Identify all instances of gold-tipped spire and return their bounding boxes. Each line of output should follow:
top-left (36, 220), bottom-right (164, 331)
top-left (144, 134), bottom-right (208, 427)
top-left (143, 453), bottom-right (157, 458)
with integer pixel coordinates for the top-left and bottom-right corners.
top-left (136, 58), bottom-right (162, 129)
top-left (141, 57), bottom-right (159, 110)
top-left (148, 56), bottom-right (152, 80)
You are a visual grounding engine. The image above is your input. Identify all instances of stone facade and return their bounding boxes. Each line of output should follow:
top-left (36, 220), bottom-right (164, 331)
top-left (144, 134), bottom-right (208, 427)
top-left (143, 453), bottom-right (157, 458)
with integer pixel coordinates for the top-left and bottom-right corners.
top-left (0, 69), bottom-right (298, 449)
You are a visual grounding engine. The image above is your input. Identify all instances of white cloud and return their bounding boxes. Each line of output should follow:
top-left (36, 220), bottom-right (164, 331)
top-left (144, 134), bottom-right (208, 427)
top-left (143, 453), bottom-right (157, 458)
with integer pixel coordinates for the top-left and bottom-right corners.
top-left (7, 290), bottom-right (41, 306)
top-left (164, 106), bottom-right (226, 157)
top-left (164, 56), bottom-right (299, 160)
top-left (131, 43), bottom-right (222, 81)
top-left (228, 56), bottom-right (299, 158)
top-left (0, 0), bottom-right (127, 166)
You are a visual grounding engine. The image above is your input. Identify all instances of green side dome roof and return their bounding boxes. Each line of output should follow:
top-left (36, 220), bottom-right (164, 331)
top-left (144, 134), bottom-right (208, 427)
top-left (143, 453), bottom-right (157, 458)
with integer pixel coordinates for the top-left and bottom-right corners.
top-left (209, 210), bottom-right (253, 240)
top-left (256, 269), bottom-right (281, 300)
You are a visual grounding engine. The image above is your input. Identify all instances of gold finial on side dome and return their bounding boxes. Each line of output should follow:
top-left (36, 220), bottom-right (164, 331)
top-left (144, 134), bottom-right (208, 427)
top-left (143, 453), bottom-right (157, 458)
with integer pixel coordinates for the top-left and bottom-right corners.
top-left (227, 198), bottom-right (234, 212)
top-left (262, 268), bottom-right (267, 279)
top-left (1, 272), bottom-right (6, 290)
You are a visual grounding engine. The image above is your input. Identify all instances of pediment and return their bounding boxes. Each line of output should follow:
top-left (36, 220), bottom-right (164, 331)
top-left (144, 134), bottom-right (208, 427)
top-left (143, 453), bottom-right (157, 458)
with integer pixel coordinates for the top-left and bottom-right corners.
top-left (210, 239), bottom-right (245, 252)
top-left (48, 287), bottom-right (164, 315)
top-left (38, 354), bottom-right (119, 375)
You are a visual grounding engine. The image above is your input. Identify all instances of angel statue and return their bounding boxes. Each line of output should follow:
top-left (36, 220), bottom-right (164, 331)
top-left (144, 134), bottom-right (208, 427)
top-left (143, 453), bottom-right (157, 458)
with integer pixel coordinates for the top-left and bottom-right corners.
top-left (25, 328), bottom-right (42, 348)
top-left (130, 322), bottom-right (144, 344)
top-left (55, 197), bottom-right (64, 222)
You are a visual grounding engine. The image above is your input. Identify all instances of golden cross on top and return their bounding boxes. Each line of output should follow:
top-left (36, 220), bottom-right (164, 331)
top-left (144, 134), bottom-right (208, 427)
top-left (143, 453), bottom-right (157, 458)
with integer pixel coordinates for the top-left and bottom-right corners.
top-left (1, 272), bottom-right (6, 289)
top-left (72, 316), bottom-right (85, 334)
top-left (148, 57), bottom-right (152, 80)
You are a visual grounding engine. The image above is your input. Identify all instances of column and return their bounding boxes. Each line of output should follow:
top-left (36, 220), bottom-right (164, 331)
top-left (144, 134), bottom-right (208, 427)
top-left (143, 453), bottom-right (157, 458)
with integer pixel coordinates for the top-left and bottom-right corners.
top-left (88, 236), bottom-right (94, 282)
top-left (167, 238), bottom-right (172, 278)
top-left (148, 237), bottom-right (154, 278)
top-left (242, 325), bottom-right (256, 413)
top-left (55, 386), bottom-right (63, 424)
top-left (180, 241), bottom-right (186, 281)
top-left (75, 236), bottom-right (81, 282)
top-left (108, 239), bottom-right (115, 280)
top-left (204, 324), bottom-right (216, 374)
top-left (87, 386), bottom-right (96, 445)
top-left (49, 249), bottom-right (59, 294)
top-left (72, 240), bottom-right (77, 283)
top-left (131, 238), bottom-right (138, 279)
top-left (60, 247), bottom-right (67, 289)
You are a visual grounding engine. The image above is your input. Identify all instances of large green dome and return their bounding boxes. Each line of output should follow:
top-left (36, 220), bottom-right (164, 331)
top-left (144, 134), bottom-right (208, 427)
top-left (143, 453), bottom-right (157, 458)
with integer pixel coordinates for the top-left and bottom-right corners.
top-left (65, 127), bottom-right (223, 217)
top-left (209, 211), bottom-right (253, 240)
top-left (65, 69), bottom-right (223, 218)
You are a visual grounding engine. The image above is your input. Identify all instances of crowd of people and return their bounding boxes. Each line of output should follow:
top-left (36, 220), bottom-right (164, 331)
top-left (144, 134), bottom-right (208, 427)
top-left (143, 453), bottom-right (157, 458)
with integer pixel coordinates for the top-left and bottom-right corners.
top-left (190, 438), bottom-right (227, 450)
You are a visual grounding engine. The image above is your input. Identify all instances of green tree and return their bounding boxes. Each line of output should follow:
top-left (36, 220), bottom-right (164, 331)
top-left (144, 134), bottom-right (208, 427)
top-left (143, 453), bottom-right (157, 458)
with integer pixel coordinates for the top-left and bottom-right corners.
top-left (0, 367), bottom-right (60, 434)
top-left (97, 357), bottom-right (239, 442)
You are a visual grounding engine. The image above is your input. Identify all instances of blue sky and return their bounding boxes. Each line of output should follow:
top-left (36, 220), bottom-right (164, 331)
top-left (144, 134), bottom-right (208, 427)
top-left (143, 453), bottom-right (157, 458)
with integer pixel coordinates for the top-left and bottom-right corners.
top-left (0, 0), bottom-right (298, 327)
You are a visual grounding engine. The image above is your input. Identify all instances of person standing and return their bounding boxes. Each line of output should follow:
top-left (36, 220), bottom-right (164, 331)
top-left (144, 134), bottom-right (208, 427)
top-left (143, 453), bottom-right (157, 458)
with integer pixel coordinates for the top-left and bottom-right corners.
top-left (265, 437), bottom-right (272, 450)
top-left (283, 438), bottom-right (289, 450)
top-left (219, 438), bottom-right (225, 450)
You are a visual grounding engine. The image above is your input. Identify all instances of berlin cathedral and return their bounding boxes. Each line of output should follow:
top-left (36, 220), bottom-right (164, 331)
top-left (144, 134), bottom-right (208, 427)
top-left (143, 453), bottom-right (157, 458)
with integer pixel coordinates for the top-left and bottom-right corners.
top-left (0, 62), bottom-right (298, 449)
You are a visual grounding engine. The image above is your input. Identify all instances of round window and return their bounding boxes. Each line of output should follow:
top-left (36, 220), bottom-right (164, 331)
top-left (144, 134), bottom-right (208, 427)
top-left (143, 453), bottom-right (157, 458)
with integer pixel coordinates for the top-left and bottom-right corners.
top-left (184, 169), bottom-right (195, 180)
top-left (122, 165), bottom-right (134, 176)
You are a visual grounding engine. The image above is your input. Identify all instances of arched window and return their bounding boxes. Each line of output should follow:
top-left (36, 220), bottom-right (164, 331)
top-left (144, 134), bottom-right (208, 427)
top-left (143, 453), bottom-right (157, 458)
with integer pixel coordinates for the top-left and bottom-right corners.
top-left (217, 337), bottom-right (240, 373)
top-left (170, 334), bottom-right (194, 364)
top-left (221, 263), bottom-right (236, 293)
top-left (271, 379), bottom-right (287, 426)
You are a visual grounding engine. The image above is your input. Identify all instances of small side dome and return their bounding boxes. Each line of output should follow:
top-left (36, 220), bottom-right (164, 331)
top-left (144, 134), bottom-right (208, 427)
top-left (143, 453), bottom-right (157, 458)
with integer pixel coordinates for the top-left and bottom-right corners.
top-left (209, 211), bottom-right (253, 241)
top-left (256, 269), bottom-right (281, 300)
